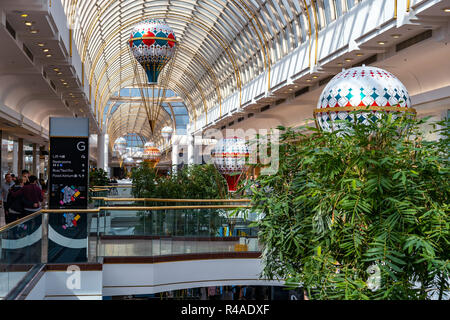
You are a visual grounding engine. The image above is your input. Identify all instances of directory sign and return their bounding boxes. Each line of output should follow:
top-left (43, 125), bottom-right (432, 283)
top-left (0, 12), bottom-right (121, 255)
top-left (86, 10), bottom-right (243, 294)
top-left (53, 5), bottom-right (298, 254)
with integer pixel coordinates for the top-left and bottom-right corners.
top-left (49, 137), bottom-right (89, 209)
top-left (48, 118), bottom-right (89, 263)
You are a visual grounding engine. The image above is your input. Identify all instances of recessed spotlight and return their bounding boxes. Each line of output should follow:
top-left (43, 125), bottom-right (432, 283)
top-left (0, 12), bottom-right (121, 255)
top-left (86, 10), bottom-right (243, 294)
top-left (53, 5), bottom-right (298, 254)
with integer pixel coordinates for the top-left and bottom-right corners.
top-left (337, 63), bottom-right (343, 66)
top-left (391, 34), bottom-right (401, 39)
top-left (30, 30), bottom-right (38, 34)
top-left (306, 79), bottom-right (311, 82)
top-left (57, 72), bottom-right (62, 75)
top-left (443, 8), bottom-right (450, 12)
top-left (20, 14), bottom-right (28, 18)
top-left (37, 43), bottom-right (45, 47)
top-left (43, 49), bottom-right (49, 53)
top-left (378, 41), bottom-right (387, 45)
top-left (46, 54), bottom-right (52, 58)
top-left (356, 53), bottom-right (364, 57)
top-left (25, 21), bottom-right (33, 26)
top-left (345, 58), bottom-right (353, 62)
top-left (312, 76), bottom-right (318, 79)
top-left (53, 68), bottom-right (59, 72)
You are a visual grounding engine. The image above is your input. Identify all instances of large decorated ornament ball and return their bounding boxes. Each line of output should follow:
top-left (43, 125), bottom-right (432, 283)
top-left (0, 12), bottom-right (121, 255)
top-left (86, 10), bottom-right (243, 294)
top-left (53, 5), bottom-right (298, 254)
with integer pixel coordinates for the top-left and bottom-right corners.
top-left (124, 157), bottom-right (134, 165)
top-left (129, 19), bottom-right (177, 84)
top-left (315, 66), bottom-right (416, 132)
top-left (143, 142), bottom-right (161, 168)
top-left (114, 137), bottom-right (127, 155)
top-left (161, 126), bottom-right (173, 144)
top-left (211, 137), bottom-right (249, 192)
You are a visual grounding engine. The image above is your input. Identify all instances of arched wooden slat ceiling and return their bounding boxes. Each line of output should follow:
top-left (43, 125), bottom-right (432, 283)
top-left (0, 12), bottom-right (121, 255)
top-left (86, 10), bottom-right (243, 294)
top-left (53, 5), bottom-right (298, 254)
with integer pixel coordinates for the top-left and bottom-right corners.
top-left (62, 0), bottom-right (364, 142)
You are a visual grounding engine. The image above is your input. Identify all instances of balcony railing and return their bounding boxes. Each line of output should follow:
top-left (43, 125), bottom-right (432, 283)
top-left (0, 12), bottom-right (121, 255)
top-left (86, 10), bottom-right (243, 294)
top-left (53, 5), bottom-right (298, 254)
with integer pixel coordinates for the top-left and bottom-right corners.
top-left (0, 198), bottom-right (260, 299)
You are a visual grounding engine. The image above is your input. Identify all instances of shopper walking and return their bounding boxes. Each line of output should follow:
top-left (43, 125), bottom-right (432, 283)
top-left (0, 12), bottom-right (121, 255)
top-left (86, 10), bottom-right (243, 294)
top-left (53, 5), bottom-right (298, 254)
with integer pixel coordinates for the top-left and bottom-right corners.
top-left (1, 173), bottom-right (15, 203)
top-left (5, 175), bottom-right (28, 223)
top-left (10, 175), bottom-right (43, 217)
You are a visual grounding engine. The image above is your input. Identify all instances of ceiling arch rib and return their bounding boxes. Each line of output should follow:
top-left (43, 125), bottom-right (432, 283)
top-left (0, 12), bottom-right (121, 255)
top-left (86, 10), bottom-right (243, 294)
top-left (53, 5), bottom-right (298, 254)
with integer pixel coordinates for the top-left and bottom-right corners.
top-left (62, 0), bottom-right (359, 142)
top-left (97, 73), bottom-right (197, 130)
top-left (94, 44), bottom-right (221, 120)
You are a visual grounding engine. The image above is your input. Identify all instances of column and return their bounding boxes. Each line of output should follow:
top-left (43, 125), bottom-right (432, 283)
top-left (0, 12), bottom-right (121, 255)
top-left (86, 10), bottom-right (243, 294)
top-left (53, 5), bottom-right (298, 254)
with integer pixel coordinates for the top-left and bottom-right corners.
top-left (105, 134), bottom-right (110, 176)
top-left (12, 140), bottom-right (18, 175)
top-left (172, 141), bottom-right (179, 175)
top-left (187, 134), bottom-right (194, 166)
top-left (97, 132), bottom-right (108, 172)
top-left (17, 138), bottom-right (24, 175)
top-left (0, 130), bottom-right (8, 178)
top-left (32, 143), bottom-right (40, 177)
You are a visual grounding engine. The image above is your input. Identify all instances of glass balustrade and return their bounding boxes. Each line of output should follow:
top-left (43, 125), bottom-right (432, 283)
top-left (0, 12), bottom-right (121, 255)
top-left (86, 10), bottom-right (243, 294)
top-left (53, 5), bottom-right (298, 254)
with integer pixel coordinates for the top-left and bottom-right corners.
top-left (91, 206), bottom-right (260, 258)
top-left (0, 213), bottom-right (43, 299)
top-left (0, 195), bottom-right (261, 299)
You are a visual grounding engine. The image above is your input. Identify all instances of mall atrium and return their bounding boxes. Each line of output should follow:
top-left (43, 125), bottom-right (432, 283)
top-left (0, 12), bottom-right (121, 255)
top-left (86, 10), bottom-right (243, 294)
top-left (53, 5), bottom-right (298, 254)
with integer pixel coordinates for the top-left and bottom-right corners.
top-left (0, 0), bottom-right (448, 302)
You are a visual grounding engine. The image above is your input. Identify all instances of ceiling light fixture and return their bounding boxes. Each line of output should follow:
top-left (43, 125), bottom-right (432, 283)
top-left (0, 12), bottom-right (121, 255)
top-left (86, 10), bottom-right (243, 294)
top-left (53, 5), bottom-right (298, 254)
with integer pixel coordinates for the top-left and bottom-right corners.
top-left (37, 43), bottom-right (45, 47)
top-left (306, 79), bottom-right (312, 82)
top-left (443, 8), bottom-right (450, 12)
top-left (30, 30), bottom-right (38, 34)
top-left (20, 14), bottom-right (28, 18)
top-left (391, 34), bottom-right (401, 39)
top-left (46, 54), bottom-right (52, 58)
top-left (378, 41), bottom-right (387, 45)
top-left (356, 53), bottom-right (364, 57)
top-left (345, 58), bottom-right (353, 62)
top-left (43, 49), bottom-right (49, 53)
top-left (25, 21), bottom-right (33, 26)
top-left (313, 76), bottom-right (318, 79)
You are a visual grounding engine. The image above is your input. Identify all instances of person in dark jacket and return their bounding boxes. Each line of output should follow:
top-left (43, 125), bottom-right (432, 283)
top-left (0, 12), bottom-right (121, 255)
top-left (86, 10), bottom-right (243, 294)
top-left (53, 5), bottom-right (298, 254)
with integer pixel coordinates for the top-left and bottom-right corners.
top-left (5, 175), bottom-right (28, 223)
top-left (10, 175), bottom-right (43, 217)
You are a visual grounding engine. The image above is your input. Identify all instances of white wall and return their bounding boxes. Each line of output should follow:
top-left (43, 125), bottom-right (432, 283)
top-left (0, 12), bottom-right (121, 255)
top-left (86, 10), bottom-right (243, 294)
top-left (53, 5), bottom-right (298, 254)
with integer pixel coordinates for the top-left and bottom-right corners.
top-left (102, 258), bottom-right (283, 297)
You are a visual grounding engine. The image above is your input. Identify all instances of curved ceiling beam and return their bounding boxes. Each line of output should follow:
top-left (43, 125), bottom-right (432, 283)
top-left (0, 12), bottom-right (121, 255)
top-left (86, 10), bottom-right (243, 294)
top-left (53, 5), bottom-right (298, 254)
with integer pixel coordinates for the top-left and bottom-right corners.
top-left (85, 13), bottom-right (242, 107)
top-left (97, 73), bottom-right (196, 128)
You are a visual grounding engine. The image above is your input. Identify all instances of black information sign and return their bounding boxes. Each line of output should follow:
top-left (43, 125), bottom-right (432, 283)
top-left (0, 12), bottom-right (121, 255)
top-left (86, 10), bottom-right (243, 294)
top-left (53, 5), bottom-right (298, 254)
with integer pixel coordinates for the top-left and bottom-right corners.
top-left (49, 137), bottom-right (89, 209)
top-left (48, 136), bottom-right (89, 263)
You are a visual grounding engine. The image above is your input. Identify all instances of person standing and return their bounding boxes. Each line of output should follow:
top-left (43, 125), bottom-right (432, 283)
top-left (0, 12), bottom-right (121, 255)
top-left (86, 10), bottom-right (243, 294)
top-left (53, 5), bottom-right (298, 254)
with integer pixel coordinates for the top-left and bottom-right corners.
top-left (10, 175), bottom-right (43, 217)
top-left (1, 173), bottom-right (15, 225)
top-left (1, 173), bottom-right (15, 203)
top-left (5, 175), bottom-right (28, 223)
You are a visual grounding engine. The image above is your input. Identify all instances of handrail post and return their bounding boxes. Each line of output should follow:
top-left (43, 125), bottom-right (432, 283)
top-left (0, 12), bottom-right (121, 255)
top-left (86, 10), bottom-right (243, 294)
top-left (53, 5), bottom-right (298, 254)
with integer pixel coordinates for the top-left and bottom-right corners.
top-left (41, 213), bottom-right (49, 264)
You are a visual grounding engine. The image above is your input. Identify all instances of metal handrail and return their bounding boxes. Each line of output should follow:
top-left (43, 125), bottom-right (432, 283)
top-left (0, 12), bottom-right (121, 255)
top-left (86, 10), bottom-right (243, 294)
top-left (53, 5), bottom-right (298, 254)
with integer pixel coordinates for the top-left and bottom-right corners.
top-left (0, 203), bottom-right (252, 233)
top-left (91, 197), bottom-right (251, 203)
top-left (93, 185), bottom-right (134, 188)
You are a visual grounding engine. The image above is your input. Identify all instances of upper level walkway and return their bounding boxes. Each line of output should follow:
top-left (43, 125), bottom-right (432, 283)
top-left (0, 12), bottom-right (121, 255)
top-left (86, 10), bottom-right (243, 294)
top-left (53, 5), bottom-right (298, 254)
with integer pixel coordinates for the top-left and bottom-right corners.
top-left (0, 185), bottom-right (275, 300)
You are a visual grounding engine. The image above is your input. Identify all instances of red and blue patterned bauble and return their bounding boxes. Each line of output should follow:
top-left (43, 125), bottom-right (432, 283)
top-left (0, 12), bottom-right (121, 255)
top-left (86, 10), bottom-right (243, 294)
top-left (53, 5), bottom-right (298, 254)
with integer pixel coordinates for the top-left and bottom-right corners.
top-left (314, 66), bottom-right (416, 132)
top-left (211, 137), bottom-right (249, 192)
top-left (129, 19), bottom-right (177, 84)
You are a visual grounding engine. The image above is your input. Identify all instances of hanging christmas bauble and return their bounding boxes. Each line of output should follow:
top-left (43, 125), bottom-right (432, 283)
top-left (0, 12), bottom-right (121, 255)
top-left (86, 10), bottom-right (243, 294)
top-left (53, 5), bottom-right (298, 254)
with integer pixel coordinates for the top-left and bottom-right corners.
top-left (143, 142), bottom-right (161, 168)
top-left (114, 137), bottom-right (127, 155)
top-left (211, 137), bottom-right (249, 192)
top-left (129, 19), bottom-right (177, 84)
top-left (314, 66), bottom-right (416, 132)
top-left (161, 126), bottom-right (174, 144)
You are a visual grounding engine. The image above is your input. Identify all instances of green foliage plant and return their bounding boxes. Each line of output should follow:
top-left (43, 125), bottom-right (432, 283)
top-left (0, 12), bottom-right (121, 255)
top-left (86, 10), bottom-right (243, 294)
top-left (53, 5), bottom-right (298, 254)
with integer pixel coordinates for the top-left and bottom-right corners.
top-left (89, 168), bottom-right (110, 187)
top-left (251, 112), bottom-right (449, 300)
top-left (131, 164), bottom-right (227, 199)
